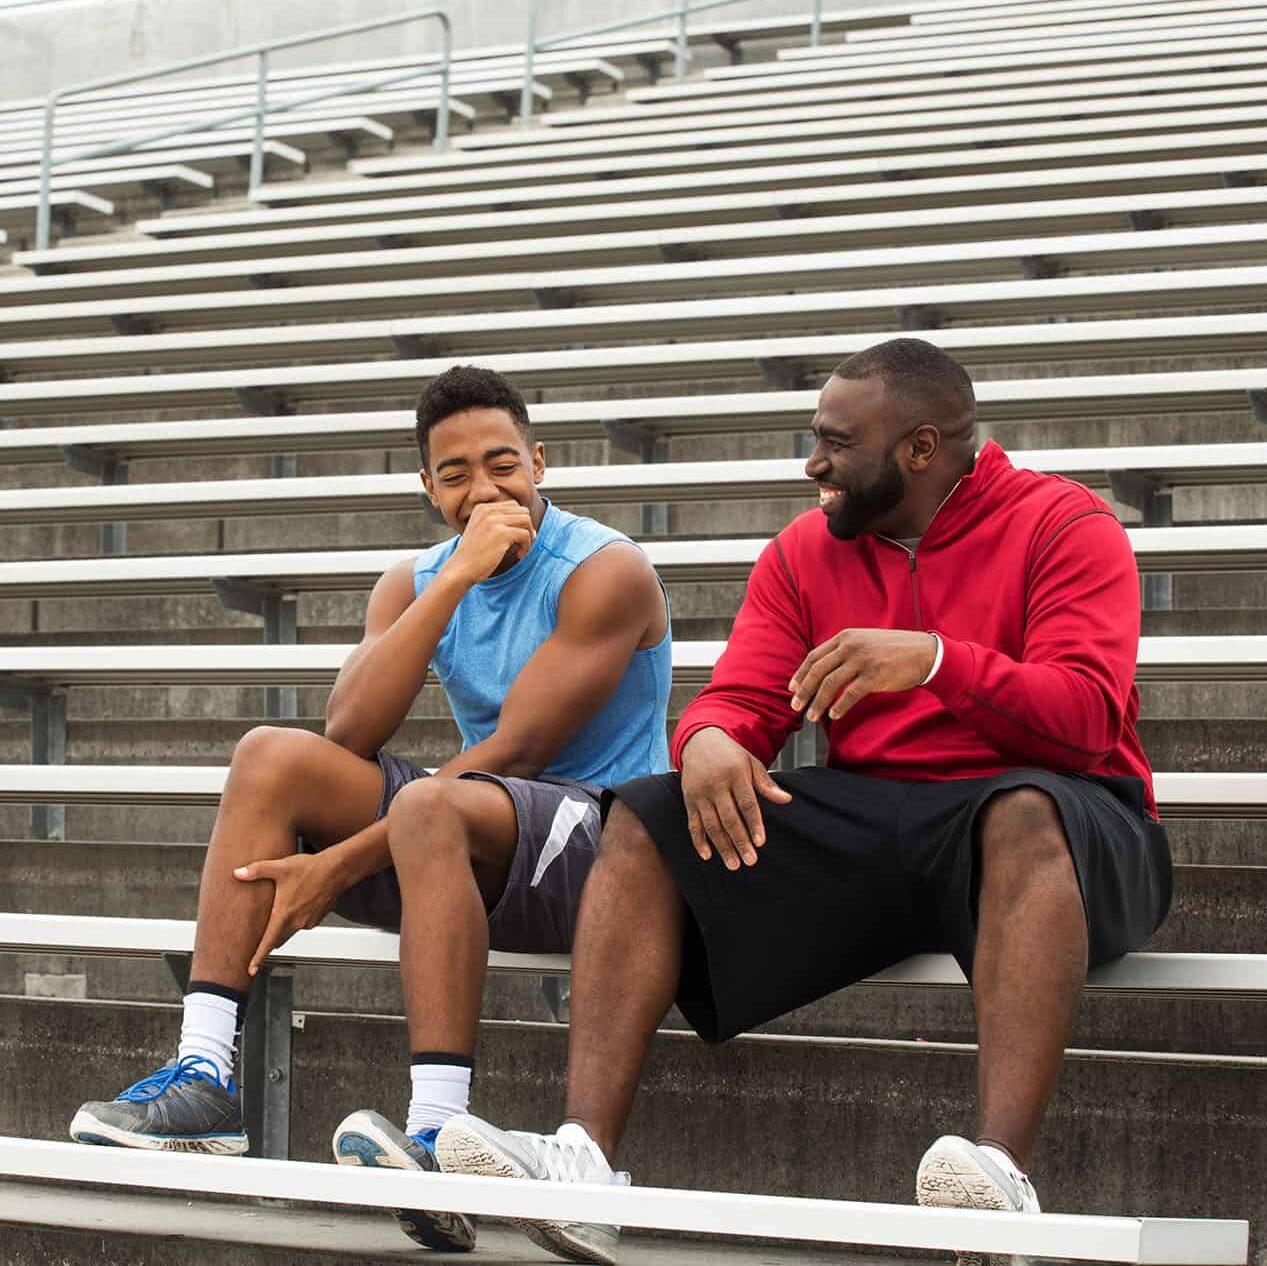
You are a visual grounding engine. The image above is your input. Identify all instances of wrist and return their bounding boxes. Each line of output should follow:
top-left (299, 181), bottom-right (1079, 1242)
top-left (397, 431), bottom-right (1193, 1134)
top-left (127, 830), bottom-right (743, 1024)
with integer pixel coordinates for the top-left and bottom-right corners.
top-left (436, 556), bottom-right (479, 594)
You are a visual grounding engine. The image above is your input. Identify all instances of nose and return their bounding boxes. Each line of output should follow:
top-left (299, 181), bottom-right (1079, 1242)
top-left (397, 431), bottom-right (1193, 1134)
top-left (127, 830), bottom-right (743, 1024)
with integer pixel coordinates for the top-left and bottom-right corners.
top-left (466, 468), bottom-right (501, 505)
top-left (804, 443), bottom-right (829, 481)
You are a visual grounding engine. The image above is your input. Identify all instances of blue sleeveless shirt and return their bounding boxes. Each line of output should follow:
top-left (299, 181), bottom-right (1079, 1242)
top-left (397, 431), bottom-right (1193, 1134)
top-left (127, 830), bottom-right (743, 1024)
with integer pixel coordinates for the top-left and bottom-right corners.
top-left (413, 501), bottom-right (672, 786)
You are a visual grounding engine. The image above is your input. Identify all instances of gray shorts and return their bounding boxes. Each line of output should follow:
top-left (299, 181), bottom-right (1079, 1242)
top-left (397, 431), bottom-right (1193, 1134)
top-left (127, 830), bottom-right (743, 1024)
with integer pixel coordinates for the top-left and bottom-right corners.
top-left (313, 750), bottom-right (602, 954)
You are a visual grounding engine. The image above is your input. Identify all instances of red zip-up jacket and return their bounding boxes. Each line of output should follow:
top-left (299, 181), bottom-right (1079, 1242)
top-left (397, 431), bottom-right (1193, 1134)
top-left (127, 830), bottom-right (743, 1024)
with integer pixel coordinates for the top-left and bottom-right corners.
top-left (671, 440), bottom-right (1157, 817)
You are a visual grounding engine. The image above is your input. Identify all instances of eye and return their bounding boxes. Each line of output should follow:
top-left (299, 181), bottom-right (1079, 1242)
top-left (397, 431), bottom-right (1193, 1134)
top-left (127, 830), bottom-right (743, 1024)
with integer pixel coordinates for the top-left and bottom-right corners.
top-left (492, 465), bottom-right (519, 476)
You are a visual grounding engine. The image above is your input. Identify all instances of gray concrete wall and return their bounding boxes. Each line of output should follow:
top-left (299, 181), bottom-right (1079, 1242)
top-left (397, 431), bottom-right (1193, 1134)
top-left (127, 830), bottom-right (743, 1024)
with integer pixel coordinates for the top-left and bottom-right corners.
top-left (0, 0), bottom-right (917, 102)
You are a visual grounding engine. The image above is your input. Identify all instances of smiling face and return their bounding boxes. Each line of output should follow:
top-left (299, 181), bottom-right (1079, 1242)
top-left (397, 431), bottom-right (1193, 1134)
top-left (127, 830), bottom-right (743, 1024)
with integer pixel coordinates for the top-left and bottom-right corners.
top-left (421, 406), bottom-right (546, 535)
top-left (805, 374), bottom-right (914, 541)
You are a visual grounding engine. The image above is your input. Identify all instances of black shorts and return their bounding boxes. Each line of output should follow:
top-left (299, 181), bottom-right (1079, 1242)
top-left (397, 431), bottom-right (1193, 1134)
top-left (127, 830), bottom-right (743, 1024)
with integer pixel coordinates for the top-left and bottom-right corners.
top-left (606, 766), bottom-right (1173, 1044)
top-left (303, 751), bottom-right (602, 953)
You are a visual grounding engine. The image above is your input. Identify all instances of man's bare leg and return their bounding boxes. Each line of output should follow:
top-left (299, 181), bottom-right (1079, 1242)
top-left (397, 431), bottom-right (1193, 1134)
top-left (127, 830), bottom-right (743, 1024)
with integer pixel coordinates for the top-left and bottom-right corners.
top-left (563, 800), bottom-right (685, 1162)
top-left (972, 788), bottom-right (1089, 1169)
top-left (190, 725), bottom-right (385, 991)
top-left (386, 776), bottom-right (520, 1055)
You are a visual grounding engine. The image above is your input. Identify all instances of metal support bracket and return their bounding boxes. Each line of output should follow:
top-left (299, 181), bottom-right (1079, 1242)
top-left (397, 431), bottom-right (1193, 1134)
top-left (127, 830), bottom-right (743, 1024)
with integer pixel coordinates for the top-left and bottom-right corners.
top-left (562, 72), bottom-right (592, 106)
top-left (233, 386), bottom-right (292, 417)
top-left (247, 272), bottom-right (290, 290)
top-left (1222, 171), bottom-right (1254, 188)
top-left (109, 314), bottom-right (156, 336)
top-left (602, 420), bottom-right (670, 536)
top-left (212, 578), bottom-right (298, 718)
top-left (1020, 255), bottom-right (1060, 280)
top-left (712, 33), bottom-right (744, 63)
top-left (898, 305), bottom-right (946, 331)
top-left (777, 723), bottom-right (817, 771)
top-left (1128, 210), bottom-right (1166, 232)
top-left (540, 975), bottom-right (570, 1023)
top-left (534, 287), bottom-right (577, 310)
top-left (1108, 471), bottom-right (1173, 611)
top-left (393, 334), bottom-right (439, 359)
top-left (162, 951), bottom-right (192, 993)
top-left (492, 91), bottom-right (519, 124)
top-left (0, 679), bottom-right (67, 841)
top-left (757, 358), bottom-right (807, 391)
top-left (139, 180), bottom-right (173, 211)
top-left (377, 234), bottom-right (410, 250)
top-left (634, 53), bottom-right (662, 85)
top-left (241, 966), bottom-right (294, 1160)
top-left (775, 203), bottom-right (806, 220)
top-left (1248, 389), bottom-right (1267, 425)
top-left (659, 243), bottom-right (704, 264)
top-left (64, 443), bottom-right (129, 554)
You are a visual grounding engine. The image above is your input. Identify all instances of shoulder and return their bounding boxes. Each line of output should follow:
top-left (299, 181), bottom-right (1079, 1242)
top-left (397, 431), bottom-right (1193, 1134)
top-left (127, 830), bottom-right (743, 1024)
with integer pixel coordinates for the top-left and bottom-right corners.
top-left (557, 541), bottom-right (662, 628)
top-left (542, 506), bottom-right (633, 563)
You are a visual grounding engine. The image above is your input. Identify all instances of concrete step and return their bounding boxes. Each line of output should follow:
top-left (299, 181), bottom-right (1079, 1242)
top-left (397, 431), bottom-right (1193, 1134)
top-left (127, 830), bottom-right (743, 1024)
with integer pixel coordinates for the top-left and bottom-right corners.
top-left (2, 838), bottom-right (1258, 952)
top-left (1, 996), bottom-right (1262, 1265)
top-left (0, 1179), bottom-right (900, 1266)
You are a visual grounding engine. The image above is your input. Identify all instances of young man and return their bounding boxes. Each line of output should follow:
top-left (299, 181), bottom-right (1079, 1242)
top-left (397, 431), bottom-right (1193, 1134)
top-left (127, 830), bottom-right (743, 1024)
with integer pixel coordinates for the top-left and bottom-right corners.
top-left (433, 338), bottom-right (1172, 1266)
top-left (70, 366), bottom-right (672, 1251)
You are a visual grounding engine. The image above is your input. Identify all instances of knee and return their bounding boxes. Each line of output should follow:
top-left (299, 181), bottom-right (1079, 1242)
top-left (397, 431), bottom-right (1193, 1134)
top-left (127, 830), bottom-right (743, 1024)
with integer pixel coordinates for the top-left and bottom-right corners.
top-left (596, 799), bottom-right (658, 869)
top-left (387, 778), bottom-right (470, 867)
top-left (978, 788), bottom-right (1072, 885)
top-left (229, 724), bottom-right (323, 793)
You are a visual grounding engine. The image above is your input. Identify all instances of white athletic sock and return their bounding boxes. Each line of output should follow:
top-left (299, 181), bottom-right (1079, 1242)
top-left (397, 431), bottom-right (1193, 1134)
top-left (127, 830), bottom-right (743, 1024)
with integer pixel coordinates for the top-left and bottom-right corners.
top-left (177, 991), bottom-right (239, 1087)
top-left (406, 1060), bottom-right (472, 1136)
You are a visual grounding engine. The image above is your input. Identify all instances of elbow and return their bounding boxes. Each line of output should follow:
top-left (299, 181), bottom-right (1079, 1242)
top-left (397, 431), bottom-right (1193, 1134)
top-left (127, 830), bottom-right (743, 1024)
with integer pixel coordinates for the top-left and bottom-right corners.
top-left (323, 713), bottom-right (378, 761)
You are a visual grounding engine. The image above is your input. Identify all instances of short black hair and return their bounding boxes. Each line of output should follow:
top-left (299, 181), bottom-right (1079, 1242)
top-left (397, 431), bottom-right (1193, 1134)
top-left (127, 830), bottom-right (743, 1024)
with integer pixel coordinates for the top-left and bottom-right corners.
top-left (833, 338), bottom-right (976, 435)
top-left (415, 365), bottom-right (532, 466)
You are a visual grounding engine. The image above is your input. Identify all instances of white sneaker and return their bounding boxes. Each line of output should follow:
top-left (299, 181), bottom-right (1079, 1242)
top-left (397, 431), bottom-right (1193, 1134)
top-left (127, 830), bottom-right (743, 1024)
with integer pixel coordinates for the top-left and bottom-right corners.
top-left (915, 1135), bottom-right (1041, 1266)
top-left (436, 1113), bottom-right (629, 1265)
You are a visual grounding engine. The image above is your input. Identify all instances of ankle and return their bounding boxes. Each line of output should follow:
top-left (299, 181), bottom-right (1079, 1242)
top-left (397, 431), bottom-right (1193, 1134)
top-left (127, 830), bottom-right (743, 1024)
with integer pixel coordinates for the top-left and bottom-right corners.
top-left (976, 1136), bottom-right (1027, 1173)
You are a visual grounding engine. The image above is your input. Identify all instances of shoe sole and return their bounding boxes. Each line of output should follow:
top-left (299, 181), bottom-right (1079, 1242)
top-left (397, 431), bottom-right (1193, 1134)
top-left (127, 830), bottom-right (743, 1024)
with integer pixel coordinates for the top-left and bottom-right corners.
top-left (915, 1148), bottom-right (1024, 1266)
top-left (435, 1118), bottom-right (618, 1266)
top-left (69, 1109), bottom-right (247, 1155)
top-left (333, 1110), bottom-right (475, 1253)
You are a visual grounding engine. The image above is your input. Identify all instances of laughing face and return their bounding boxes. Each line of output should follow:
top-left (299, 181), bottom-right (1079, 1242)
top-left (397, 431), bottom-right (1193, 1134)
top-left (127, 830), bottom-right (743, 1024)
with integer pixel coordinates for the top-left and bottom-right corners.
top-left (805, 374), bottom-right (912, 541)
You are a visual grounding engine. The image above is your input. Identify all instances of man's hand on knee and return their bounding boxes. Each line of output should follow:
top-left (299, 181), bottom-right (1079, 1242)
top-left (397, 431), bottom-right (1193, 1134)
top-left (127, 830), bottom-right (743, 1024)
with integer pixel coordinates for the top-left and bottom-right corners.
top-left (234, 851), bottom-right (344, 976)
top-left (679, 727), bottom-right (792, 872)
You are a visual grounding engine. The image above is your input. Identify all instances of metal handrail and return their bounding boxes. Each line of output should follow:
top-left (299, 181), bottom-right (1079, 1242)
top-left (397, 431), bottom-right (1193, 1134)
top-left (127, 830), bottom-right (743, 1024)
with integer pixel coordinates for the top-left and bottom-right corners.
top-left (519, 0), bottom-right (825, 123)
top-left (35, 6), bottom-right (452, 250)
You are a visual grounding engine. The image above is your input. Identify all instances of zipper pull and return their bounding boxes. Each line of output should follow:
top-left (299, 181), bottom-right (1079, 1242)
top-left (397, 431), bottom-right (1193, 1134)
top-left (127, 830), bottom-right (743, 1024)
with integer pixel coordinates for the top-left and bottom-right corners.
top-left (908, 551), bottom-right (917, 573)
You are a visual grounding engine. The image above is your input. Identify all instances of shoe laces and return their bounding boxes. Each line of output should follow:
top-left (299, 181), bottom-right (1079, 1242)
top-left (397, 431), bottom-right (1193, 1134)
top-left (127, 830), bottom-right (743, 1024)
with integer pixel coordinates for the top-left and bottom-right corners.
top-left (116, 1055), bottom-right (222, 1103)
top-left (509, 1126), bottom-right (611, 1185)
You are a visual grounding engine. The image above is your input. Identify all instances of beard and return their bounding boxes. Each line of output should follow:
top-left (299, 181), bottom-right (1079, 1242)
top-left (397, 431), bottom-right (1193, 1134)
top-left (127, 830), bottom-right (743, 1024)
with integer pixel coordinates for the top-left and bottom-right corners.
top-left (824, 449), bottom-right (907, 540)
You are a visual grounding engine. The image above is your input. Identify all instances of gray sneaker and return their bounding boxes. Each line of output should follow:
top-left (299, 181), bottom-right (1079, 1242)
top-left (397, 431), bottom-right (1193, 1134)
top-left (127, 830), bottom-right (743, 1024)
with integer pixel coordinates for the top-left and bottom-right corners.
top-left (70, 1055), bottom-right (247, 1154)
top-left (436, 1114), bottom-right (629, 1266)
top-left (915, 1135), bottom-right (1041, 1266)
top-left (333, 1109), bottom-right (476, 1252)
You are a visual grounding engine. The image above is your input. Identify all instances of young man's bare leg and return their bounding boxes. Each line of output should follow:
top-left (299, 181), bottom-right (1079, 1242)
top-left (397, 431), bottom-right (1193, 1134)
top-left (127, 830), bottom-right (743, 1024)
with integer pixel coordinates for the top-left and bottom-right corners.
top-left (330, 775), bottom-right (520, 1255)
top-left (387, 775), bottom-right (519, 1059)
top-left (189, 724), bottom-right (386, 992)
top-left (69, 725), bottom-right (386, 1153)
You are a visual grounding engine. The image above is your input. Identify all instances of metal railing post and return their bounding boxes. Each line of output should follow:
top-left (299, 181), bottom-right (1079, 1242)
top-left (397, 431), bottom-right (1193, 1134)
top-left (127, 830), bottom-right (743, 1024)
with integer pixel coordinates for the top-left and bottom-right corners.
top-left (810, 0), bottom-right (823, 47)
top-left (248, 50), bottom-right (268, 195)
top-left (433, 12), bottom-right (451, 151)
top-left (520, 1), bottom-right (538, 125)
top-left (35, 93), bottom-right (57, 251)
top-left (675, 0), bottom-right (689, 80)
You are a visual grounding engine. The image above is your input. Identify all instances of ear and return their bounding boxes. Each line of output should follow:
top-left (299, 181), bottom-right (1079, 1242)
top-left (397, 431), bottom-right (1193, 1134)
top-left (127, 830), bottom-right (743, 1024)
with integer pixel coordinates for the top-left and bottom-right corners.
top-left (531, 440), bottom-right (546, 485)
top-left (907, 424), bottom-right (940, 472)
top-left (420, 467), bottom-right (440, 508)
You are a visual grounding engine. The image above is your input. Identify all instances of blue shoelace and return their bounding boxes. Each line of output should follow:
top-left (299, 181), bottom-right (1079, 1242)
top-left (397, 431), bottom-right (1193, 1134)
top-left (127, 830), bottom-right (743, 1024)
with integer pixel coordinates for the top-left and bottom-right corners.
top-left (409, 1126), bottom-right (441, 1153)
top-left (116, 1054), bottom-right (223, 1103)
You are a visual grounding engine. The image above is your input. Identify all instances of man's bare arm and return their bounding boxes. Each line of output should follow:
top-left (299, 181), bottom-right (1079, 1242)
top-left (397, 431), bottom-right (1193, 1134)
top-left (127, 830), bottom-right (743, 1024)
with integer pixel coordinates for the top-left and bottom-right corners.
top-left (325, 503), bottom-right (535, 757)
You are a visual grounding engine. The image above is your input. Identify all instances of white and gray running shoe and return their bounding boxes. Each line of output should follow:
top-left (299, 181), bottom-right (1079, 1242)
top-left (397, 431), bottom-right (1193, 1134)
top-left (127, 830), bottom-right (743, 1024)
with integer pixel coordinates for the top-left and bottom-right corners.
top-left (333, 1109), bottom-right (476, 1252)
top-left (916, 1135), bottom-right (1041, 1266)
top-left (436, 1113), bottom-right (629, 1266)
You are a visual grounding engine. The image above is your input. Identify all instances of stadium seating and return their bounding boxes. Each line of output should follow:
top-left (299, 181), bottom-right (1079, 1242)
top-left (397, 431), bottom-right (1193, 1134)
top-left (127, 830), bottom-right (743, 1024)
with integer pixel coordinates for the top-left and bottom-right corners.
top-left (1, 0), bottom-right (1264, 1261)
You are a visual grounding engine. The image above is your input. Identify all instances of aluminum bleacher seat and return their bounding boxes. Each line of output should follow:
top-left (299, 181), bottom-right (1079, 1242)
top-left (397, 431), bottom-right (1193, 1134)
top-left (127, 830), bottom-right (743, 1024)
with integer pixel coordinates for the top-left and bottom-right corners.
top-left (5, 183), bottom-right (1264, 299)
top-left (2, 225), bottom-right (1265, 338)
top-left (0, 294), bottom-right (1264, 387)
top-left (1, 369), bottom-right (1261, 464)
top-left (2, 445), bottom-right (1266, 526)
